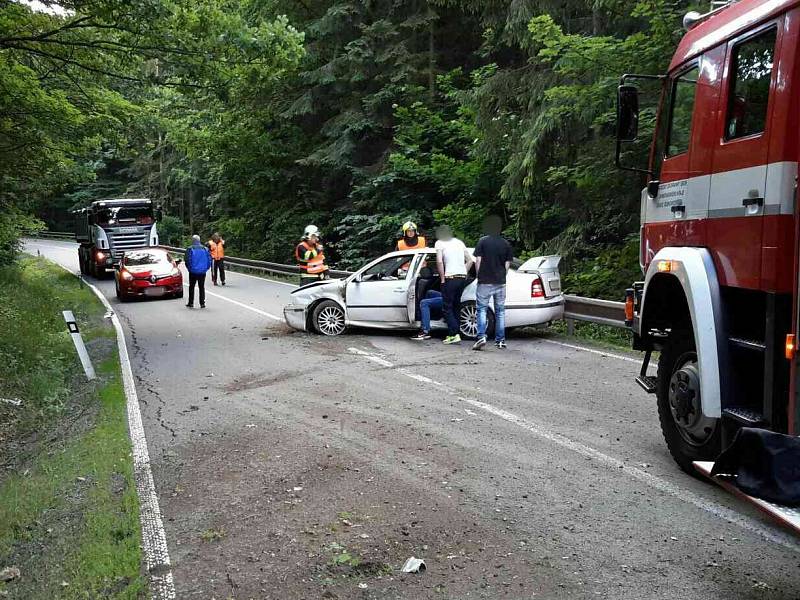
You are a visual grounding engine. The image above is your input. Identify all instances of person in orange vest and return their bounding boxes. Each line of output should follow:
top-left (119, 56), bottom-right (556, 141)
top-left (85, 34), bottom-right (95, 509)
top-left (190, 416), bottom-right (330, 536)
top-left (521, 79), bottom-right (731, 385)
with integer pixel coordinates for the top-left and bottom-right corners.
top-left (207, 232), bottom-right (226, 286)
top-left (296, 225), bottom-right (330, 286)
top-left (396, 221), bottom-right (427, 251)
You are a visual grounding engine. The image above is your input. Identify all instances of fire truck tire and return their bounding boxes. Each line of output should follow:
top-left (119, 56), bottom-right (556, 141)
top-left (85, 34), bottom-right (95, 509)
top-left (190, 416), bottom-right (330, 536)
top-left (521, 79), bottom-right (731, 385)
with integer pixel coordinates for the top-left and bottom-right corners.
top-left (656, 328), bottom-right (721, 476)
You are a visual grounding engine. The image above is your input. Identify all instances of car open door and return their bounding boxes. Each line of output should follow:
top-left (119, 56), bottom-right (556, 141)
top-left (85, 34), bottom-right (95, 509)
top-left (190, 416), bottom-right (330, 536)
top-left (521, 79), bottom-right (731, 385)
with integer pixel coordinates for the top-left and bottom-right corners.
top-left (406, 253), bottom-right (436, 323)
top-left (346, 254), bottom-right (415, 324)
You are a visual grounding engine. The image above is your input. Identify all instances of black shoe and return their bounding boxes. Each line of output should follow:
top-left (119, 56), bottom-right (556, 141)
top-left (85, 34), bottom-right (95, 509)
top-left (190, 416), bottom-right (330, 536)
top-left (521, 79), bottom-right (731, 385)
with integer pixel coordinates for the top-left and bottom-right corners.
top-left (411, 331), bottom-right (431, 340)
top-left (200, 304), bottom-right (206, 308)
top-left (186, 303), bottom-right (194, 308)
top-left (221, 281), bottom-right (226, 286)
top-left (495, 340), bottom-right (507, 349)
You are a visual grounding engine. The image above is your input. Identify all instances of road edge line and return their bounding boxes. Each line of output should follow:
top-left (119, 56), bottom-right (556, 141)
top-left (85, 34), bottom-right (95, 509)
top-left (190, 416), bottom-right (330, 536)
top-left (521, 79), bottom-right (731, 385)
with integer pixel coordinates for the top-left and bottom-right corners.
top-left (52, 260), bottom-right (177, 599)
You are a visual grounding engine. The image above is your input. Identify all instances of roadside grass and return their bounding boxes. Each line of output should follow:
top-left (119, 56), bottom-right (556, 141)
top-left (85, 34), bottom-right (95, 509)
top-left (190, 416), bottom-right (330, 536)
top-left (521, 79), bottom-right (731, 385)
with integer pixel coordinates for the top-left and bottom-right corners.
top-left (0, 256), bottom-right (143, 599)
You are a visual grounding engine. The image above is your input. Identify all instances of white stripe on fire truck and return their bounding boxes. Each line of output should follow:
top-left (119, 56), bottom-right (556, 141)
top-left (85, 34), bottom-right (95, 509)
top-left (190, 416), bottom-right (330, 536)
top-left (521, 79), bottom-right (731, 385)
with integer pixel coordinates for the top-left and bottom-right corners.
top-left (644, 161), bottom-right (797, 223)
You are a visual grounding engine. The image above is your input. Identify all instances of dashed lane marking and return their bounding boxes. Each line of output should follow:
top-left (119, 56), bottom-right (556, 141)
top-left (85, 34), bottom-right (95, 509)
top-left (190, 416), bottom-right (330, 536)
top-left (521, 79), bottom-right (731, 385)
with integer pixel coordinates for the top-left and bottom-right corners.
top-left (347, 347), bottom-right (800, 553)
top-left (48, 259), bottom-right (176, 598)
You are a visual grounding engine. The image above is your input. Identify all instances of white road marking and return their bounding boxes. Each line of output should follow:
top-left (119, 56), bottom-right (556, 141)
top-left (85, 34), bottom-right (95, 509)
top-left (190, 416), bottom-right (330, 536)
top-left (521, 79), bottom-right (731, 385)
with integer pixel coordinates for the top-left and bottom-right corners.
top-left (48, 260), bottom-right (177, 598)
top-left (347, 347), bottom-right (800, 553)
top-left (182, 283), bottom-right (282, 321)
top-left (540, 338), bottom-right (644, 365)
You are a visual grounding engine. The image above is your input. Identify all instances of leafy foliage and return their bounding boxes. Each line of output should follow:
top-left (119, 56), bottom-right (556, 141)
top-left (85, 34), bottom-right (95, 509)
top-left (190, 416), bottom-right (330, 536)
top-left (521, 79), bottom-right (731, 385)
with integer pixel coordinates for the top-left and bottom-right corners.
top-left (7, 0), bottom-right (698, 298)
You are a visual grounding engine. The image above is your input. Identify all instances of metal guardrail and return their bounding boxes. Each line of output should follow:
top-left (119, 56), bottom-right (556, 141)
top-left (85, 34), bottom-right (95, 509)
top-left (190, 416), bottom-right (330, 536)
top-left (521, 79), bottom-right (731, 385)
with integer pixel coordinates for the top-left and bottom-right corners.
top-left (36, 231), bottom-right (74, 240)
top-left (160, 245), bottom-right (353, 279)
top-left (35, 232), bottom-right (628, 329)
top-left (564, 294), bottom-right (627, 330)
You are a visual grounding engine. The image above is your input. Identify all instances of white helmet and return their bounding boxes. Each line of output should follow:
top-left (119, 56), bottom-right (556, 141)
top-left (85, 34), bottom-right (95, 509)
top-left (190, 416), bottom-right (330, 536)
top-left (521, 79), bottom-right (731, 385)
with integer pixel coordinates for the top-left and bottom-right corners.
top-left (303, 224), bottom-right (320, 239)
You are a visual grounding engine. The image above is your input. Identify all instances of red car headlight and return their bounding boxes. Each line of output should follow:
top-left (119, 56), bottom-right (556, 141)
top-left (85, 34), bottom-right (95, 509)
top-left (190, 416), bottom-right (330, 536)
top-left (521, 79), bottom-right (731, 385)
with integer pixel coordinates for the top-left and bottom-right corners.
top-left (121, 270), bottom-right (133, 281)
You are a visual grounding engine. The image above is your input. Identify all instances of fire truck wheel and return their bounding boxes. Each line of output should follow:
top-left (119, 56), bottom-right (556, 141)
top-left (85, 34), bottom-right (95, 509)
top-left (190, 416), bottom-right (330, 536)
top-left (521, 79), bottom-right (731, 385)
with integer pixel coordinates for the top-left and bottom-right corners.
top-left (656, 329), bottom-right (721, 476)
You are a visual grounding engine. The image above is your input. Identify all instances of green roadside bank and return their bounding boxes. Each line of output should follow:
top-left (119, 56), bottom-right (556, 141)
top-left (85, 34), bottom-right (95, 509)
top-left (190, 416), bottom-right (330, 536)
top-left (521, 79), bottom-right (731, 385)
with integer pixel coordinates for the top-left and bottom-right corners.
top-left (0, 256), bottom-right (143, 599)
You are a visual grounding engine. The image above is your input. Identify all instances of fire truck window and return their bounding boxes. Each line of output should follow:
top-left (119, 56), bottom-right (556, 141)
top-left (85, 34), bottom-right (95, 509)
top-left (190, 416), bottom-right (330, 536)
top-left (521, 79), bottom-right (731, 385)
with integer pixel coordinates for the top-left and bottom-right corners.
top-left (666, 66), bottom-right (699, 157)
top-left (726, 28), bottom-right (776, 140)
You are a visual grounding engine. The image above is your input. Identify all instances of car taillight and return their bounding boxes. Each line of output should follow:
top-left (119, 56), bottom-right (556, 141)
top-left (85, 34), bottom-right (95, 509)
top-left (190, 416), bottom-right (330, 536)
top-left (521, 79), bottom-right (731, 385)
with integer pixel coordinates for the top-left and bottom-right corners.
top-left (531, 278), bottom-right (545, 299)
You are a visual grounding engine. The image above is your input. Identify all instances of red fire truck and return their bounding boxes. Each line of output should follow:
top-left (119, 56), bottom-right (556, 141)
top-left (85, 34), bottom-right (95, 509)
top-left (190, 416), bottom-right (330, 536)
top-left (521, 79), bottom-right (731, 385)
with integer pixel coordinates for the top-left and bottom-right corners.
top-left (617, 0), bottom-right (800, 531)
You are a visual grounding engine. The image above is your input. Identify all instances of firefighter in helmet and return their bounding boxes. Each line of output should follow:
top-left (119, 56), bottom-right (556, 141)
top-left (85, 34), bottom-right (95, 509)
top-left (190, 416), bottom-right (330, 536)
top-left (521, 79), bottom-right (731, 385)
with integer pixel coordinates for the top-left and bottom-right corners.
top-left (296, 225), bottom-right (330, 285)
top-left (396, 221), bottom-right (427, 251)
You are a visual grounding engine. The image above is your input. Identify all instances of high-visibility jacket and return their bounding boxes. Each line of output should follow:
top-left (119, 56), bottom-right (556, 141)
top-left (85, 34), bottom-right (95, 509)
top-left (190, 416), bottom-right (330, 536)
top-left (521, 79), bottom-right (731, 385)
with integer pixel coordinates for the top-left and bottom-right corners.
top-left (397, 235), bottom-right (426, 251)
top-left (295, 241), bottom-right (329, 274)
top-left (208, 239), bottom-right (225, 260)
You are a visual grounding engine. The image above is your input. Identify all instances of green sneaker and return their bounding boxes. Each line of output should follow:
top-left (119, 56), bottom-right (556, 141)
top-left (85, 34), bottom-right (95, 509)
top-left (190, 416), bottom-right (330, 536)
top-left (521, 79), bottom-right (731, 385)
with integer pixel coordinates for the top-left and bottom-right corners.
top-left (443, 334), bottom-right (461, 345)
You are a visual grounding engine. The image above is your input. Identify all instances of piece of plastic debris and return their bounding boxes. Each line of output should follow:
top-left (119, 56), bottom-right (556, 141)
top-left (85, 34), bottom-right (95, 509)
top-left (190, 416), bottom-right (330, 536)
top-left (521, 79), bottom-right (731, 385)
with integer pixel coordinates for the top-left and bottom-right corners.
top-left (0, 398), bottom-right (21, 407)
top-left (450, 418), bottom-right (464, 422)
top-left (293, 486), bottom-right (303, 492)
top-left (464, 409), bottom-right (477, 416)
top-left (401, 557), bottom-right (426, 573)
top-left (0, 566), bottom-right (20, 582)
top-left (358, 583), bottom-right (368, 589)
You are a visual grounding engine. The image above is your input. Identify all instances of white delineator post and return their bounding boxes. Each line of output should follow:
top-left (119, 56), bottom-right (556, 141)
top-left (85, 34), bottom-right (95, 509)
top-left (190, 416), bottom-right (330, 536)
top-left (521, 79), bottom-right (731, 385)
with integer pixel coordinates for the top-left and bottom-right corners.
top-left (63, 310), bottom-right (96, 380)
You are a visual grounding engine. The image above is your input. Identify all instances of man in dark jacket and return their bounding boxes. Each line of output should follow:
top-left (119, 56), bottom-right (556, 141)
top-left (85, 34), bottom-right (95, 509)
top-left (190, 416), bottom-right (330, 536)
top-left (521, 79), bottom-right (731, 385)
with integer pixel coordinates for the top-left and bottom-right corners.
top-left (185, 234), bottom-right (212, 308)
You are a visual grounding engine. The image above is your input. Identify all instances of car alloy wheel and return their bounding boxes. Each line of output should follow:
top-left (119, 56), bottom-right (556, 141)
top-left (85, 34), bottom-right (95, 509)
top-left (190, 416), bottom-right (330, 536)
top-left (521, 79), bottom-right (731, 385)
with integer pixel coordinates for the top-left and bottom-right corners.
top-left (459, 302), bottom-right (479, 339)
top-left (315, 302), bottom-right (346, 336)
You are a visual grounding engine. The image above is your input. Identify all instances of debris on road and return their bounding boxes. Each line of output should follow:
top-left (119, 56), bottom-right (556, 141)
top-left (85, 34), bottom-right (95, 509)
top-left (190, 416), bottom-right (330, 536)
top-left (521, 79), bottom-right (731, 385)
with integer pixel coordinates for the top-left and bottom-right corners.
top-left (0, 397), bottom-right (22, 407)
top-left (401, 557), bottom-right (426, 573)
top-left (464, 409), bottom-right (477, 416)
top-left (0, 566), bottom-right (20, 582)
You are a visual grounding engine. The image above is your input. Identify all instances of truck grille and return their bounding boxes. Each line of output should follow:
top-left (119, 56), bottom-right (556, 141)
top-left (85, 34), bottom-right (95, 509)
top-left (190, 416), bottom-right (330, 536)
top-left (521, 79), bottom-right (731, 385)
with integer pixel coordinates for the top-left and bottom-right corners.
top-left (109, 230), bottom-right (150, 258)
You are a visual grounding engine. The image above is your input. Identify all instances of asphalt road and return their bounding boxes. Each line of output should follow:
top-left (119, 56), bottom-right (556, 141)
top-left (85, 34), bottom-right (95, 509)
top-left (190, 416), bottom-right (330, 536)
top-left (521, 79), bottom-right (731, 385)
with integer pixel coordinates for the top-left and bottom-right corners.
top-left (25, 239), bottom-right (800, 599)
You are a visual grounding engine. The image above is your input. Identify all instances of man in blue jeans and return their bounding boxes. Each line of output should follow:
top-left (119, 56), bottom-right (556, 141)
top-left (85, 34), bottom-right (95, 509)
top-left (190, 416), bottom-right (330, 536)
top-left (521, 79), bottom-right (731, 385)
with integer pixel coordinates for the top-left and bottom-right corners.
top-left (473, 216), bottom-right (513, 350)
top-left (411, 290), bottom-right (443, 340)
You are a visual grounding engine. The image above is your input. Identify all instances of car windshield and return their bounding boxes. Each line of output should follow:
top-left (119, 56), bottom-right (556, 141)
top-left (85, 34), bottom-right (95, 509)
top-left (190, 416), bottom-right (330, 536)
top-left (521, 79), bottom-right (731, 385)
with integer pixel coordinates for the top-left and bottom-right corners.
top-left (96, 205), bottom-right (153, 226)
top-left (124, 251), bottom-right (170, 266)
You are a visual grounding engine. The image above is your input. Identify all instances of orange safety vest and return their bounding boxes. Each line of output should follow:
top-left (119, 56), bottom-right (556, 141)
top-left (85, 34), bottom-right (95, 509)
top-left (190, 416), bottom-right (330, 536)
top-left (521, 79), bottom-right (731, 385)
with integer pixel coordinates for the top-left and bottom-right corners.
top-left (397, 235), bottom-right (426, 251)
top-left (296, 241), bottom-right (329, 274)
top-left (208, 239), bottom-right (225, 260)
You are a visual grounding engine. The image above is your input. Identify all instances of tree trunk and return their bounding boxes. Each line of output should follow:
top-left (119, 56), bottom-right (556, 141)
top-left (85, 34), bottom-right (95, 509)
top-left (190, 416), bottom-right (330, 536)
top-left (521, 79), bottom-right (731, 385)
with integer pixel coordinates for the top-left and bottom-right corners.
top-left (428, 4), bottom-right (436, 101)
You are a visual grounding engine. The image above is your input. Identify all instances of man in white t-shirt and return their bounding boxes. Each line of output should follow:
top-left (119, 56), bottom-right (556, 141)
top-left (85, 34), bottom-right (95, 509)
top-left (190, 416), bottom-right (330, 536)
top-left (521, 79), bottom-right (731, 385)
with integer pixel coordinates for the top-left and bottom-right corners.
top-left (435, 225), bottom-right (474, 344)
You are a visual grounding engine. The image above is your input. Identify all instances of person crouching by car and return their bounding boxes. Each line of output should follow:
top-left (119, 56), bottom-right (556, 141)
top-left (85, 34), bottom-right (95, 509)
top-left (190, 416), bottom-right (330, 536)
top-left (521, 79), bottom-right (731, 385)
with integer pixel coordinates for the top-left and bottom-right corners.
top-left (208, 232), bottom-right (226, 286)
top-left (185, 234), bottom-right (212, 308)
top-left (296, 225), bottom-right (330, 286)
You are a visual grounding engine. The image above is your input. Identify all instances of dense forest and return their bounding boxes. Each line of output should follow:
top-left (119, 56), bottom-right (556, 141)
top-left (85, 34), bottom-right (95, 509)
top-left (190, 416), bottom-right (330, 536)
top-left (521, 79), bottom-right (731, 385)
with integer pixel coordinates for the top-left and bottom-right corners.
top-left (2, 0), bottom-right (695, 297)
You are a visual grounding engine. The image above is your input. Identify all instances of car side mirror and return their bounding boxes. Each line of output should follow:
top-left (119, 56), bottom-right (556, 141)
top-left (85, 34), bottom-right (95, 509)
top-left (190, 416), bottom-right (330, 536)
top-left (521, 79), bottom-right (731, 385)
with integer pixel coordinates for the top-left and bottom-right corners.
top-left (175, 258), bottom-right (183, 265)
top-left (617, 85), bottom-right (639, 142)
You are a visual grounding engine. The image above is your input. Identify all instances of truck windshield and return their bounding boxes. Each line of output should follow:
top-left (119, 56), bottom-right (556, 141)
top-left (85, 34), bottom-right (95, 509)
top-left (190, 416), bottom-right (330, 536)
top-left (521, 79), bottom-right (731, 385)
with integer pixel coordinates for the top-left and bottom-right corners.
top-left (96, 206), bottom-right (153, 226)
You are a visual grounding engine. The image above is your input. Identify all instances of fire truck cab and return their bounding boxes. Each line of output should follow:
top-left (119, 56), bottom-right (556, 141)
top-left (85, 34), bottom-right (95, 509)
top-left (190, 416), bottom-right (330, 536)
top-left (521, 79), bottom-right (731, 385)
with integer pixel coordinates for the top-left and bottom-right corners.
top-left (617, 0), bottom-right (800, 530)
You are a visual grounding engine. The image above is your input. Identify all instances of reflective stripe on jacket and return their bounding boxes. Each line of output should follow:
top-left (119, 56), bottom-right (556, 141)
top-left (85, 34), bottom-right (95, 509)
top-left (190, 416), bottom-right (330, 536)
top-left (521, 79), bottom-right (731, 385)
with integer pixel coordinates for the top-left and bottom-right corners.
top-left (208, 239), bottom-right (225, 260)
top-left (397, 235), bottom-right (426, 251)
top-left (295, 241), bottom-right (329, 274)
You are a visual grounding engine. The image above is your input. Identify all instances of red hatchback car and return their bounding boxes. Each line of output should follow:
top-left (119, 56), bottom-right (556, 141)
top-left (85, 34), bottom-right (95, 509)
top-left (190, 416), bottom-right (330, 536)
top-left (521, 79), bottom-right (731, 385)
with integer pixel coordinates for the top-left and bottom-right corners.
top-left (115, 248), bottom-right (184, 301)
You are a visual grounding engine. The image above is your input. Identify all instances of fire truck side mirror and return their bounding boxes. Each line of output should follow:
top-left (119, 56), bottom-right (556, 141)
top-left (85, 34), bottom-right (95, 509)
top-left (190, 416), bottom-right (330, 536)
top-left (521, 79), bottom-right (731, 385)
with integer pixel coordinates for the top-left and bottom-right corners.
top-left (617, 85), bottom-right (639, 142)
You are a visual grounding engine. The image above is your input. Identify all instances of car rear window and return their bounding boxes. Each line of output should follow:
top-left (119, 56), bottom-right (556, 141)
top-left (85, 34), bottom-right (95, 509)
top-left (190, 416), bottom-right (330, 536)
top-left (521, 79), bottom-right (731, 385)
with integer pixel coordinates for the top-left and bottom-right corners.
top-left (124, 251), bottom-right (170, 266)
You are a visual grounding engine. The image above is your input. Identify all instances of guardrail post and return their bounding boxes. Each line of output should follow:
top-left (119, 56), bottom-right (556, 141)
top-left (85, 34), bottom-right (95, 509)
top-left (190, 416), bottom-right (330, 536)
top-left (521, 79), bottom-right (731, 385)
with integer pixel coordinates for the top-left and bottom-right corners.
top-left (63, 310), bottom-right (96, 380)
top-left (566, 318), bottom-right (575, 336)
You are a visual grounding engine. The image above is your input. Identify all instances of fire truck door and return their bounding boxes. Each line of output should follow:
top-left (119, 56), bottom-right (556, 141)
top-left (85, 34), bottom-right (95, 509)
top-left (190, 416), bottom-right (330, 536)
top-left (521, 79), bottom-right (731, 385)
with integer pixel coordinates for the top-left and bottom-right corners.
top-left (708, 25), bottom-right (779, 290)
